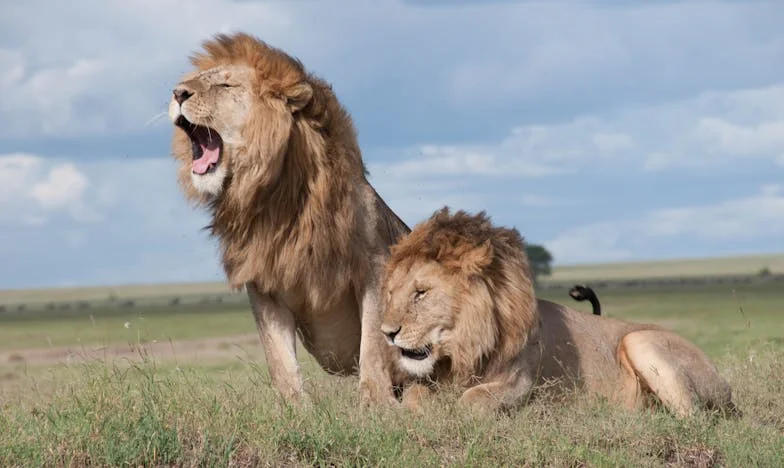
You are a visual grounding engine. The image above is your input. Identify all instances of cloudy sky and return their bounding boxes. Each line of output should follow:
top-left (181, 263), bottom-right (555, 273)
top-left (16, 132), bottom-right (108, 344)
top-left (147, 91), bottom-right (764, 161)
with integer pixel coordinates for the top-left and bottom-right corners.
top-left (2, 0), bottom-right (783, 289)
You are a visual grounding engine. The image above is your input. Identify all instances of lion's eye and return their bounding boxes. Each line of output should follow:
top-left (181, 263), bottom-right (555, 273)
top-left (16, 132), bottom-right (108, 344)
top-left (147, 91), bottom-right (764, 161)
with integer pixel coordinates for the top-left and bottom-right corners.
top-left (413, 289), bottom-right (428, 302)
top-left (216, 83), bottom-right (235, 88)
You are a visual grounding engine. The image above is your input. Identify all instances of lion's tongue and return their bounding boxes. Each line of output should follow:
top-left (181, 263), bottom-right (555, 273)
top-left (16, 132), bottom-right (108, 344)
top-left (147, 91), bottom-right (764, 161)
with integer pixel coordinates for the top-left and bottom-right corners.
top-left (192, 143), bottom-right (220, 175)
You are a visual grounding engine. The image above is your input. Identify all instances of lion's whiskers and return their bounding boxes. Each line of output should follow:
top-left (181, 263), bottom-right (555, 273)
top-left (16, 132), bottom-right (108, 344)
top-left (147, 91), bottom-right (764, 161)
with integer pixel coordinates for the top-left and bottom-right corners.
top-left (142, 109), bottom-right (169, 128)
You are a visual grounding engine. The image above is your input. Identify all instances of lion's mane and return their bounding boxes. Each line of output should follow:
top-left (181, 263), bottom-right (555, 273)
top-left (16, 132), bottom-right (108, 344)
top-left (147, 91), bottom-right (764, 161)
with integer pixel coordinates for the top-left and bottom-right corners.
top-left (385, 207), bottom-right (538, 379)
top-left (173, 33), bottom-right (393, 310)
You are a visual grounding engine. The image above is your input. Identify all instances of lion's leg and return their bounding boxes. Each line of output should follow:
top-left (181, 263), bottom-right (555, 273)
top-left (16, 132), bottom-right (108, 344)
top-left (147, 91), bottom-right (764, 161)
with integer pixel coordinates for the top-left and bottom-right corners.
top-left (616, 340), bottom-right (645, 411)
top-left (401, 383), bottom-right (433, 413)
top-left (458, 373), bottom-right (535, 414)
top-left (356, 275), bottom-right (398, 407)
top-left (620, 329), bottom-right (733, 417)
top-left (247, 282), bottom-right (307, 403)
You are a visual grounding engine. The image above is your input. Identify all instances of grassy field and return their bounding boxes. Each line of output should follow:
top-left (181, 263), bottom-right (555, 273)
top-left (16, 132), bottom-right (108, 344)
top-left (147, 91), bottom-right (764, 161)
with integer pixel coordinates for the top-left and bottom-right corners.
top-left (0, 303), bottom-right (255, 351)
top-left (0, 281), bottom-right (238, 307)
top-left (3, 253), bottom-right (780, 307)
top-left (1, 283), bottom-right (779, 359)
top-left (543, 252), bottom-right (784, 283)
top-left (0, 281), bottom-right (782, 466)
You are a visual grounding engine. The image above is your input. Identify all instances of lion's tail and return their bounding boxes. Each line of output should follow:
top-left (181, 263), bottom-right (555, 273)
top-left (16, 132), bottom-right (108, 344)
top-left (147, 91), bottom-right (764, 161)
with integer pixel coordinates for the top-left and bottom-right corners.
top-left (569, 284), bottom-right (601, 316)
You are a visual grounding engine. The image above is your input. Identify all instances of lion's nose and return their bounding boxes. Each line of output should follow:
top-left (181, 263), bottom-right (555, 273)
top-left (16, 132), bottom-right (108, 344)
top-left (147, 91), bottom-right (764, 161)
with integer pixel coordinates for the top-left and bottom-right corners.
top-left (172, 87), bottom-right (193, 105)
top-left (382, 326), bottom-right (401, 344)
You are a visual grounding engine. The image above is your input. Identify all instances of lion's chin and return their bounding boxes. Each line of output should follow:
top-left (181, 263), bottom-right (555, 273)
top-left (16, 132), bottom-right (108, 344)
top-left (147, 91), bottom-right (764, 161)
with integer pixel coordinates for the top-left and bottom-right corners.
top-left (397, 345), bottom-right (436, 377)
top-left (190, 165), bottom-right (227, 197)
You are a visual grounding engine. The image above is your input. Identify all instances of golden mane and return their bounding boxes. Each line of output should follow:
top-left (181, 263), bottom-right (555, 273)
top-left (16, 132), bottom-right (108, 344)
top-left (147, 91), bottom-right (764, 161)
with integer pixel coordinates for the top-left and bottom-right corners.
top-left (387, 207), bottom-right (538, 376)
top-left (175, 33), bottom-right (372, 309)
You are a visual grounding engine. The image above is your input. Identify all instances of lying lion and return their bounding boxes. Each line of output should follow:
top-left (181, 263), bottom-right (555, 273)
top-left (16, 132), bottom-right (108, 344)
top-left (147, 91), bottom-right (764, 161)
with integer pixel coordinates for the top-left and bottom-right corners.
top-left (380, 208), bottom-right (736, 417)
top-left (168, 33), bottom-right (410, 405)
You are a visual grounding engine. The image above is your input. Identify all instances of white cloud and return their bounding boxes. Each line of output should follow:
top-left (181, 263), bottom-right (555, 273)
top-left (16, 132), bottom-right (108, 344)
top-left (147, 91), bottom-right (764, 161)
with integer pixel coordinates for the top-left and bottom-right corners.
top-left (592, 132), bottom-right (634, 153)
top-left (760, 184), bottom-right (782, 196)
top-left (2, 0), bottom-right (783, 140)
top-left (546, 186), bottom-right (784, 264)
top-left (0, 154), bottom-right (97, 225)
top-left (0, 154), bottom-right (42, 203)
top-left (367, 173), bottom-right (485, 225)
top-left (30, 164), bottom-right (88, 208)
top-left (0, 153), bottom-right (221, 288)
top-left (3, 0), bottom-right (784, 287)
top-left (0, 0), bottom-right (293, 137)
top-left (696, 118), bottom-right (784, 157)
top-left (445, 1), bottom-right (784, 109)
top-left (378, 82), bottom-right (784, 179)
top-left (376, 145), bottom-right (569, 179)
top-left (372, 116), bottom-right (644, 180)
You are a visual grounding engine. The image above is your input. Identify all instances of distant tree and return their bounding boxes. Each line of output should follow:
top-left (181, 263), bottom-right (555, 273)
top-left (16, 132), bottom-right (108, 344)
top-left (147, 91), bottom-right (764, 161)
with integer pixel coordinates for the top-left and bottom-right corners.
top-left (525, 243), bottom-right (553, 285)
top-left (758, 266), bottom-right (772, 277)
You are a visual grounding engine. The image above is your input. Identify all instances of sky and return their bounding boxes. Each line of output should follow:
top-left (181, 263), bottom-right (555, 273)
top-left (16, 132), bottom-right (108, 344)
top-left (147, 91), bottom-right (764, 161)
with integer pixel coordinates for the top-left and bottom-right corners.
top-left (1, 0), bottom-right (783, 289)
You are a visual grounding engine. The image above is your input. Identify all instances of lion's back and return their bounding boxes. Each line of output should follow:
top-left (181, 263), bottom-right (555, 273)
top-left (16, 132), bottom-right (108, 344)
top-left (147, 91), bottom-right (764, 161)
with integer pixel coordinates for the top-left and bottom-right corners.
top-left (535, 299), bottom-right (657, 392)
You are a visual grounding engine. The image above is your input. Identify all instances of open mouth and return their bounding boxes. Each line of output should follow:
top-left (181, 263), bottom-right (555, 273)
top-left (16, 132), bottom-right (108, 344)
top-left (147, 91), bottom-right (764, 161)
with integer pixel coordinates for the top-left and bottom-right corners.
top-left (399, 344), bottom-right (432, 361)
top-left (175, 116), bottom-right (223, 175)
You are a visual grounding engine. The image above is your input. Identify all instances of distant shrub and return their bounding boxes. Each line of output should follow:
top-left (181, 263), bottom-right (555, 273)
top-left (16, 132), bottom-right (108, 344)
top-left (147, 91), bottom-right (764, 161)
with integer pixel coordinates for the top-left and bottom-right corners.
top-left (758, 266), bottom-right (772, 277)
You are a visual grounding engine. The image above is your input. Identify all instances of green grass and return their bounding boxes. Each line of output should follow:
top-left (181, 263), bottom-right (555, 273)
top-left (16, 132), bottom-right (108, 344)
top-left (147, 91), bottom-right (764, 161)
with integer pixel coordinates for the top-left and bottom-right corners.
top-left (0, 281), bottom-right (237, 306)
top-left (541, 282), bottom-right (783, 357)
top-left (544, 252), bottom-right (784, 282)
top-left (3, 283), bottom-right (781, 359)
top-left (0, 345), bottom-right (782, 466)
top-left (0, 304), bottom-right (255, 351)
top-left (0, 282), bottom-right (782, 466)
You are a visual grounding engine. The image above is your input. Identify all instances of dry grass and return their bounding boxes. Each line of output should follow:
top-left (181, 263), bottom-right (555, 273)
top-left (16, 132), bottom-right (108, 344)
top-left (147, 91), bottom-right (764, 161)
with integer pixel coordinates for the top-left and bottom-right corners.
top-left (0, 281), bottom-right (237, 306)
top-left (544, 253), bottom-right (784, 282)
top-left (0, 280), bottom-right (781, 466)
top-left (0, 344), bottom-right (782, 467)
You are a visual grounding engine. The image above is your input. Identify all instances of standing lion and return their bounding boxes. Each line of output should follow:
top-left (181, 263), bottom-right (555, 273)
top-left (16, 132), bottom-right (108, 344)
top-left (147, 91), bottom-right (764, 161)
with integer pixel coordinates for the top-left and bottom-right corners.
top-left (168, 32), bottom-right (409, 405)
top-left (381, 208), bottom-right (736, 417)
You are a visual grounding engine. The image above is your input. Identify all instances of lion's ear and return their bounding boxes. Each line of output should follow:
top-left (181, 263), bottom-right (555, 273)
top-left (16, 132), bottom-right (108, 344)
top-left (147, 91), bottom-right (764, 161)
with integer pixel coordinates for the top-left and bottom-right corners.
top-left (459, 240), bottom-right (493, 276)
top-left (284, 82), bottom-right (313, 112)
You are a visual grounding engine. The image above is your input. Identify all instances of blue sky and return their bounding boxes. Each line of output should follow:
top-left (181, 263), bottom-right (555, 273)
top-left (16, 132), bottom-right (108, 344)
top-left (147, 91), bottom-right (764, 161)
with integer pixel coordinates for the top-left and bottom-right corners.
top-left (1, 0), bottom-right (783, 289)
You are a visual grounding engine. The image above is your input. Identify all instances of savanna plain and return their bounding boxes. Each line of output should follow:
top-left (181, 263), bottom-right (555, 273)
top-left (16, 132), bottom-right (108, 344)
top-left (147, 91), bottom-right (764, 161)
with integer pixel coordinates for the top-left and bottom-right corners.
top-left (0, 257), bottom-right (782, 467)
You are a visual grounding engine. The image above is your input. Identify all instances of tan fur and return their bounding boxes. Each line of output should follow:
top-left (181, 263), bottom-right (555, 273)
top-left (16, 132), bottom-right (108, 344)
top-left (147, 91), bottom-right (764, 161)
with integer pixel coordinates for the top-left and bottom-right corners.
top-left (170, 32), bottom-right (410, 404)
top-left (381, 208), bottom-right (736, 417)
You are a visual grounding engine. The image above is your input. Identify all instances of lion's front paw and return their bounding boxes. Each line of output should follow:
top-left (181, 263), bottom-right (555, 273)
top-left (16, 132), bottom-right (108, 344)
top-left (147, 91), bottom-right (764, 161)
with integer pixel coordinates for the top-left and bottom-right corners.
top-left (359, 379), bottom-right (399, 408)
top-left (457, 387), bottom-right (501, 415)
top-left (275, 384), bottom-right (312, 409)
top-left (401, 383), bottom-right (431, 414)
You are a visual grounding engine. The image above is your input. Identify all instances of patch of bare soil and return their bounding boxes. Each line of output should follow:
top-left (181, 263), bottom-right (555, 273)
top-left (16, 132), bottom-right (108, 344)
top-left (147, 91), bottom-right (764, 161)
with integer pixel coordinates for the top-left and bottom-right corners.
top-left (0, 333), bottom-right (263, 367)
top-left (663, 442), bottom-right (722, 468)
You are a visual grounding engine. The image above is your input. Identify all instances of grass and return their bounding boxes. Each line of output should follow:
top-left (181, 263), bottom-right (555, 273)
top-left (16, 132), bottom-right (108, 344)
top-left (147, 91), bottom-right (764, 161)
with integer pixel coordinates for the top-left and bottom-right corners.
top-left (0, 303), bottom-right (255, 351)
top-left (3, 283), bottom-right (780, 359)
top-left (0, 281), bottom-right (237, 306)
top-left (0, 281), bottom-right (782, 466)
top-left (540, 282), bottom-right (783, 358)
top-left (543, 252), bottom-right (784, 282)
top-left (3, 252), bottom-right (780, 307)
top-left (0, 345), bottom-right (782, 466)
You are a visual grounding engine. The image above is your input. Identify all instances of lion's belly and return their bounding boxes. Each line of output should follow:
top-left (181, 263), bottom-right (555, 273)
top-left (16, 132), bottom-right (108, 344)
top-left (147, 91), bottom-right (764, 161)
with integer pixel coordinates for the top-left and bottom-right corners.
top-left (293, 291), bottom-right (362, 376)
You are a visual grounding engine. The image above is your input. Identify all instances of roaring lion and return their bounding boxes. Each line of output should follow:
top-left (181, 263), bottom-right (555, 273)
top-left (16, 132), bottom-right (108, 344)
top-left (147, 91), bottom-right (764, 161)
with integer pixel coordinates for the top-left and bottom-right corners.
top-left (168, 32), bottom-right (409, 404)
top-left (380, 208), bottom-right (736, 417)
